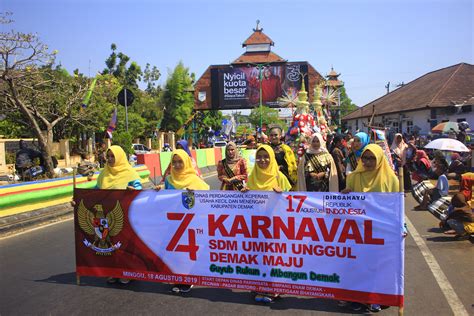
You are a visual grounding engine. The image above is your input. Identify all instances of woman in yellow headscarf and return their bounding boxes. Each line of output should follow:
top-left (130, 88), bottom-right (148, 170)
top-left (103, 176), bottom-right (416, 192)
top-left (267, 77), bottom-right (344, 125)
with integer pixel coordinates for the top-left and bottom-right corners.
top-left (95, 145), bottom-right (142, 286)
top-left (245, 144), bottom-right (291, 193)
top-left (164, 149), bottom-right (209, 190)
top-left (242, 144), bottom-right (290, 303)
top-left (344, 144), bottom-right (399, 193)
top-left (341, 144), bottom-right (400, 312)
top-left (158, 149), bottom-right (209, 294)
top-left (96, 145), bottom-right (142, 190)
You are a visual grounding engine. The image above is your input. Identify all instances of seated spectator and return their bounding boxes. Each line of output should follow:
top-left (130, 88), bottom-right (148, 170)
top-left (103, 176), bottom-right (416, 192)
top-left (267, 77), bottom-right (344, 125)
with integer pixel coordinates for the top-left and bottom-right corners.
top-left (15, 140), bottom-right (45, 179)
top-left (439, 193), bottom-right (474, 239)
top-left (412, 150), bottom-right (431, 182)
top-left (414, 160), bottom-right (449, 210)
top-left (447, 153), bottom-right (466, 180)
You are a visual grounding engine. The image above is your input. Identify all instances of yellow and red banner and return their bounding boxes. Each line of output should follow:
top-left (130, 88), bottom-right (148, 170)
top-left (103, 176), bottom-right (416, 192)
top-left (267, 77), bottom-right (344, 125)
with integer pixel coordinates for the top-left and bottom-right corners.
top-left (74, 189), bottom-right (404, 306)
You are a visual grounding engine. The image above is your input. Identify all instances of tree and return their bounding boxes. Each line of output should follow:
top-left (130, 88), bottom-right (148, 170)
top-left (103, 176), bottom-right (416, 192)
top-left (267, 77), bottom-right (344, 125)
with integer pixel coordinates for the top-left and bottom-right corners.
top-left (143, 63), bottom-right (161, 97)
top-left (160, 62), bottom-right (195, 132)
top-left (102, 43), bottom-right (142, 89)
top-left (0, 13), bottom-right (88, 177)
top-left (248, 106), bottom-right (285, 129)
top-left (339, 86), bottom-right (358, 118)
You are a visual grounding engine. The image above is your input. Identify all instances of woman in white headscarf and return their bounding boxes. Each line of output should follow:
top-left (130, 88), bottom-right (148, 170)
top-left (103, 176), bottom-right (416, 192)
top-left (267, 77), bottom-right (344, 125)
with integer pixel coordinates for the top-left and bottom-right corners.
top-left (390, 133), bottom-right (411, 190)
top-left (297, 133), bottom-right (339, 192)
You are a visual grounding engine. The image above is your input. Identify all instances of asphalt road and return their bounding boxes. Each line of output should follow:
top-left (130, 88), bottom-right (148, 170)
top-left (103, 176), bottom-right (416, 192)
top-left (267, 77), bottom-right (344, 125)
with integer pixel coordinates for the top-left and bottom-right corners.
top-left (0, 173), bottom-right (472, 316)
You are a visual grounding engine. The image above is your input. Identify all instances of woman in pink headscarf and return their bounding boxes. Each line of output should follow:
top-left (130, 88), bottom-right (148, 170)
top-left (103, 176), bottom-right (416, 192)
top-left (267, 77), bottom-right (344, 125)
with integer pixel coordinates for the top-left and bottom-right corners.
top-left (412, 150), bottom-right (431, 182)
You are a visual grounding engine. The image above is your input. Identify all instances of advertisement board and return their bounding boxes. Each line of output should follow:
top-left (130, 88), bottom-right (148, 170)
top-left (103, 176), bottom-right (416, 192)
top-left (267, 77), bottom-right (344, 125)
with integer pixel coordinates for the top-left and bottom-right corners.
top-left (211, 62), bottom-right (309, 109)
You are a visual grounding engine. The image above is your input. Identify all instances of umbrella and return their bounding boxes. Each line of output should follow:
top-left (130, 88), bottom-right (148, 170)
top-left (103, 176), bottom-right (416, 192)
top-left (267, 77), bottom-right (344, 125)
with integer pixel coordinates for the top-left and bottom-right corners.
top-left (431, 121), bottom-right (459, 133)
top-left (424, 138), bottom-right (470, 152)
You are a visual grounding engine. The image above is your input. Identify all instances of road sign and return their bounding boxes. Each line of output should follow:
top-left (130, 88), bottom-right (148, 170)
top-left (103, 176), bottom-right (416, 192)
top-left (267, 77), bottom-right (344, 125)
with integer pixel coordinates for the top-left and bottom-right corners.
top-left (117, 88), bottom-right (134, 107)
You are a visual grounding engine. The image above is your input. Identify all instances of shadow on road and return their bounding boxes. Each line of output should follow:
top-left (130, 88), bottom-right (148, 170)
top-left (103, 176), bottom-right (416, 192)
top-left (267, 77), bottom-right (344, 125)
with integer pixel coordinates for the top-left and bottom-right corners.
top-left (36, 272), bottom-right (366, 314)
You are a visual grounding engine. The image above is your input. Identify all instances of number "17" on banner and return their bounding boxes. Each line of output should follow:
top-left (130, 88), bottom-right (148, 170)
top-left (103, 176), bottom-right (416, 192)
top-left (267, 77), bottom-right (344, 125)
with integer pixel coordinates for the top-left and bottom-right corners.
top-left (286, 195), bottom-right (307, 213)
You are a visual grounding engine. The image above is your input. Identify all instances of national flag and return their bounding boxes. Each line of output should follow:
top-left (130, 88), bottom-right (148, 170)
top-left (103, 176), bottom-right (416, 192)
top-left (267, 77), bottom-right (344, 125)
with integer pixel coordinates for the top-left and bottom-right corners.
top-left (106, 108), bottom-right (117, 139)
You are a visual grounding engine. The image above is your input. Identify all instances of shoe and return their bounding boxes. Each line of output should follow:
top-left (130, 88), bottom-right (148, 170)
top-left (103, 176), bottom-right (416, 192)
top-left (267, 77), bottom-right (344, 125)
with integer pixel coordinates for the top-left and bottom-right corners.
top-left (106, 277), bottom-right (118, 284)
top-left (350, 302), bottom-right (363, 311)
top-left (368, 304), bottom-right (382, 312)
top-left (261, 295), bottom-right (274, 303)
top-left (171, 284), bottom-right (193, 293)
top-left (337, 300), bottom-right (349, 307)
top-left (414, 205), bottom-right (427, 211)
top-left (179, 284), bottom-right (193, 293)
top-left (119, 278), bottom-right (131, 285)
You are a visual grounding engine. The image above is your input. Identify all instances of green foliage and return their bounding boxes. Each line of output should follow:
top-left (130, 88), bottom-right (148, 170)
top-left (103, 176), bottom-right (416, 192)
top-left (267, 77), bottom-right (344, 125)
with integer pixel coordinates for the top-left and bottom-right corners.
top-left (161, 62), bottom-right (195, 132)
top-left (143, 63), bottom-right (161, 96)
top-left (115, 107), bottom-right (147, 140)
top-left (102, 43), bottom-right (142, 88)
top-left (0, 116), bottom-right (31, 138)
top-left (339, 86), bottom-right (358, 117)
top-left (249, 106), bottom-right (285, 128)
top-left (236, 124), bottom-right (253, 137)
top-left (112, 131), bottom-right (133, 157)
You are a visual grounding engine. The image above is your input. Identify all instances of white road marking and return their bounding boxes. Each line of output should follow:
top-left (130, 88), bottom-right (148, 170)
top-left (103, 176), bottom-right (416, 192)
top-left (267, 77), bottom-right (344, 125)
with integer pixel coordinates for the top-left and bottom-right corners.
top-left (405, 216), bottom-right (469, 316)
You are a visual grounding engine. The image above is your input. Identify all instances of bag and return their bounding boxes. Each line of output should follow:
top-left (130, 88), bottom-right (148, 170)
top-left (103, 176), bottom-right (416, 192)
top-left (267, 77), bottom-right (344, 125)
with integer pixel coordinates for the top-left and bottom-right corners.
top-left (411, 180), bottom-right (435, 204)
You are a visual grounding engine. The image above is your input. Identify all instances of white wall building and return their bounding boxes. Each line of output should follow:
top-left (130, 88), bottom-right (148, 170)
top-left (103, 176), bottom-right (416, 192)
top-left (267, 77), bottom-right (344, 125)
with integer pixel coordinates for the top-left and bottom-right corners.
top-left (342, 63), bottom-right (473, 136)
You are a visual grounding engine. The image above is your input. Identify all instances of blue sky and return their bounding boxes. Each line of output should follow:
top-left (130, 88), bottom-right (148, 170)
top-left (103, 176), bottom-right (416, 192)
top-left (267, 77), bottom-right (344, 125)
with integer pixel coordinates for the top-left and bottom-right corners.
top-left (3, 0), bottom-right (473, 107)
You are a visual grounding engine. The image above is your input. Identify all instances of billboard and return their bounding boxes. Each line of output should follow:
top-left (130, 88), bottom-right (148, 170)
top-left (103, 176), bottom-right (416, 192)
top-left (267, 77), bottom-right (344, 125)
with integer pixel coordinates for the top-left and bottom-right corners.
top-left (211, 62), bottom-right (309, 110)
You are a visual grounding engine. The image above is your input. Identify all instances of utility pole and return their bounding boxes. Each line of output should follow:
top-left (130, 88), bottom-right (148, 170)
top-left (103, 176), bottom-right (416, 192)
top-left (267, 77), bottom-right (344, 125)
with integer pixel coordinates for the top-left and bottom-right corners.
top-left (385, 81), bottom-right (390, 94)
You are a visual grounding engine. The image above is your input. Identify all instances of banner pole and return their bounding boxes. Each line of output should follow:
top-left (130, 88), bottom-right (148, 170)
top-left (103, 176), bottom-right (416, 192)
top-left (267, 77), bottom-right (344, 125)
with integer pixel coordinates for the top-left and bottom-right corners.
top-left (72, 167), bottom-right (80, 285)
top-left (398, 166), bottom-right (404, 316)
top-left (398, 167), bottom-right (404, 193)
top-left (72, 167), bottom-right (77, 189)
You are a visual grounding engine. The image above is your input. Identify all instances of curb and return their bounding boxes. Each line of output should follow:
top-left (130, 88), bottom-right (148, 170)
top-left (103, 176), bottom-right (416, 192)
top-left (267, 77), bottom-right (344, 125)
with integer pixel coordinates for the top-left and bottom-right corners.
top-left (0, 167), bottom-right (218, 236)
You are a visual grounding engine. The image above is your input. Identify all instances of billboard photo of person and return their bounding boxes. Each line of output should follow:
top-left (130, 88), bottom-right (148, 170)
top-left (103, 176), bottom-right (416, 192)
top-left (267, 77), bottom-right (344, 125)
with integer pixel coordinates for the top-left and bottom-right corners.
top-left (261, 67), bottom-right (282, 104)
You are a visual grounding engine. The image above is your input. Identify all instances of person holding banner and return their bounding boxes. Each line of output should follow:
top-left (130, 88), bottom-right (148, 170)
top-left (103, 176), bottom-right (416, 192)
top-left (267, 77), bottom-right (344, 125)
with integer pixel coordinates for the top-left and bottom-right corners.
top-left (156, 148), bottom-right (209, 293)
top-left (241, 144), bottom-right (291, 303)
top-left (345, 132), bottom-right (370, 175)
top-left (95, 145), bottom-right (143, 284)
top-left (341, 143), bottom-right (400, 312)
top-left (297, 133), bottom-right (339, 192)
top-left (160, 140), bottom-right (202, 184)
top-left (268, 125), bottom-right (298, 189)
top-left (96, 145), bottom-right (143, 191)
top-left (217, 142), bottom-right (248, 191)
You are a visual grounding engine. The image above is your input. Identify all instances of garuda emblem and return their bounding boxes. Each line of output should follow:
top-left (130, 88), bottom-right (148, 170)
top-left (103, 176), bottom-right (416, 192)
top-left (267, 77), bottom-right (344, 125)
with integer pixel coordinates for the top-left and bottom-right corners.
top-left (78, 200), bottom-right (124, 255)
